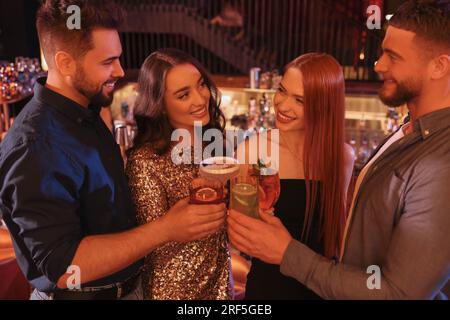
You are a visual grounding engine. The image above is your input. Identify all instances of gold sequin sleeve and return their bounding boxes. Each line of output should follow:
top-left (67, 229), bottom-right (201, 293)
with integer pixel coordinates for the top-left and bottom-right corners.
top-left (126, 147), bottom-right (168, 224)
top-left (126, 146), bottom-right (168, 299)
top-left (126, 145), bottom-right (232, 300)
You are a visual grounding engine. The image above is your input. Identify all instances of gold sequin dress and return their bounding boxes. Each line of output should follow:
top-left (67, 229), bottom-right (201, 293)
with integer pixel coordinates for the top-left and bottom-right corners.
top-left (126, 144), bottom-right (232, 300)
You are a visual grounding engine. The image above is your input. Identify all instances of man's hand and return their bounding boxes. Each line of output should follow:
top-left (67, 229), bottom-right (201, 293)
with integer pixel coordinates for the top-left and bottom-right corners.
top-left (162, 198), bottom-right (227, 243)
top-left (227, 209), bottom-right (293, 265)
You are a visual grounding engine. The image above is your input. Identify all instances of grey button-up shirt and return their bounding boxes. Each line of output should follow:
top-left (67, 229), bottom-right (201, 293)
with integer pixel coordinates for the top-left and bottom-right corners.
top-left (280, 106), bottom-right (450, 299)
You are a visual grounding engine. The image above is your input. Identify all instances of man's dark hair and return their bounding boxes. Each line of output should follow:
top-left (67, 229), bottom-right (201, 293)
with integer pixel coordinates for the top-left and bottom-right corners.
top-left (36, 0), bottom-right (125, 68)
top-left (389, 0), bottom-right (450, 57)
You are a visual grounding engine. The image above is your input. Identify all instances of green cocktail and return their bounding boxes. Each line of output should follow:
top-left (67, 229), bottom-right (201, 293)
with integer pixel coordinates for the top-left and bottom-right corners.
top-left (230, 182), bottom-right (259, 218)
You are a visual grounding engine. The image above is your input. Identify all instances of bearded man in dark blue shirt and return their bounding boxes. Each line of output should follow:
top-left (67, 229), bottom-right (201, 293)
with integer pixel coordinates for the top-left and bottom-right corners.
top-left (0, 0), bottom-right (227, 300)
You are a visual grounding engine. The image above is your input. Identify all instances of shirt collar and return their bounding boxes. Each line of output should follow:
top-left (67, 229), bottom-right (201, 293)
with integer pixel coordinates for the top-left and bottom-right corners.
top-left (34, 77), bottom-right (101, 124)
top-left (410, 106), bottom-right (450, 140)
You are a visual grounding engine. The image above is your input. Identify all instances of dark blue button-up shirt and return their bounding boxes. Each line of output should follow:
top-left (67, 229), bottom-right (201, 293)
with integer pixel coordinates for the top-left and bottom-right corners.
top-left (0, 78), bottom-right (142, 292)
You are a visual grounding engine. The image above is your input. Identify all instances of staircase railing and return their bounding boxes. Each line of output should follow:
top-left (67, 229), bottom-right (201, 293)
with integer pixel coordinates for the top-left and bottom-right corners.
top-left (115, 0), bottom-right (383, 80)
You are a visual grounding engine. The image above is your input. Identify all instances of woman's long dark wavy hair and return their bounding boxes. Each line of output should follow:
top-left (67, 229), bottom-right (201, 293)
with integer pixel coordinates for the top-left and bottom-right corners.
top-left (131, 48), bottom-right (226, 155)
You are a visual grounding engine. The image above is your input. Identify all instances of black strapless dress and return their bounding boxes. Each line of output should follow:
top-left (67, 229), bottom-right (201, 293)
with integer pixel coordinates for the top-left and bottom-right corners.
top-left (245, 179), bottom-right (324, 300)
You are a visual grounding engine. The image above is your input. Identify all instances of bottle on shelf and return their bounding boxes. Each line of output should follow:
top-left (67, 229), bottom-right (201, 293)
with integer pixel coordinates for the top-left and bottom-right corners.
top-left (259, 93), bottom-right (268, 115)
top-left (248, 97), bottom-right (257, 129)
top-left (248, 97), bottom-right (257, 115)
top-left (357, 134), bottom-right (371, 165)
top-left (349, 135), bottom-right (357, 161)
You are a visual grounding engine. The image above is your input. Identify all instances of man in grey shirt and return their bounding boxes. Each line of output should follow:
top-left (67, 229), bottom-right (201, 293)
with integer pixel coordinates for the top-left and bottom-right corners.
top-left (227, 0), bottom-right (450, 299)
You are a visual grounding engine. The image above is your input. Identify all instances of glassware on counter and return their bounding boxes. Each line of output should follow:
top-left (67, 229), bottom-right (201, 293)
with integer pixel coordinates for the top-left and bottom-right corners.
top-left (0, 57), bottom-right (42, 101)
top-left (260, 72), bottom-right (271, 89)
top-left (250, 67), bottom-right (261, 89)
top-left (127, 125), bottom-right (138, 143)
top-left (259, 93), bottom-right (269, 115)
top-left (270, 69), bottom-right (282, 90)
top-left (386, 107), bottom-right (400, 133)
top-left (115, 124), bottom-right (130, 149)
top-left (357, 135), bottom-right (371, 165)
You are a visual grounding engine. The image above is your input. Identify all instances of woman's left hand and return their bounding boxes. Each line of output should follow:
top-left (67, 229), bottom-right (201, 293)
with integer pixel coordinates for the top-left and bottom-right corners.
top-left (227, 209), bottom-right (293, 265)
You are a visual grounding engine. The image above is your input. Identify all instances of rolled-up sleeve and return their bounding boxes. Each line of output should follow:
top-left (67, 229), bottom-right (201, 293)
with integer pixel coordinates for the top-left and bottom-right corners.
top-left (1, 139), bottom-right (83, 285)
top-left (126, 151), bottom-right (168, 224)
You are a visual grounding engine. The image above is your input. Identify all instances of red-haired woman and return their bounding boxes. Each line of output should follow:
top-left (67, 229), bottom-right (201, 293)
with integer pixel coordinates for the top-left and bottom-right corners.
top-left (230, 53), bottom-right (355, 299)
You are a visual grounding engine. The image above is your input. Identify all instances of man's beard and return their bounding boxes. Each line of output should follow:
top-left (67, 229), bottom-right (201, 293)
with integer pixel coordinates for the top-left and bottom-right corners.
top-left (378, 77), bottom-right (422, 107)
top-left (89, 89), bottom-right (114, 108)
top-left (73, 66), bottom-right (115, 108)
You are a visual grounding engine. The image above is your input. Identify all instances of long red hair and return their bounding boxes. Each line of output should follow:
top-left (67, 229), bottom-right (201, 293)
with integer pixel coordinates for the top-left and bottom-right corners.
top-left (286, 53), bottom-right (346, 259)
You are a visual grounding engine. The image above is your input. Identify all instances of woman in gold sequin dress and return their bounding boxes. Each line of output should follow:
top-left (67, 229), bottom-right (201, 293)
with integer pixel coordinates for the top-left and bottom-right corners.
top-left (126, 49), bottom-right (233, 300)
